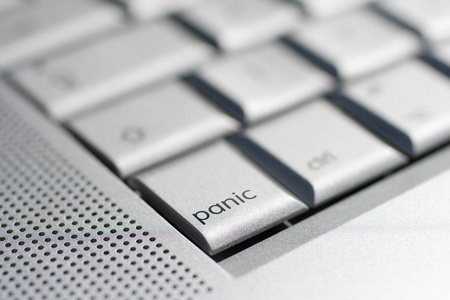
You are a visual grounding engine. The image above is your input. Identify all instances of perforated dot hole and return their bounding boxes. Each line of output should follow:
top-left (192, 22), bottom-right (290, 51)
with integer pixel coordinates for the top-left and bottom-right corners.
top-left (0, 100), bottom-right (212, 299)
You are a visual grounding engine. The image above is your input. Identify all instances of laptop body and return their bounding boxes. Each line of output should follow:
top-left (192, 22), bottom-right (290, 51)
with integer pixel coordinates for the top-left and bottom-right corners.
top-left (2, 1), bottom-right (450, 299)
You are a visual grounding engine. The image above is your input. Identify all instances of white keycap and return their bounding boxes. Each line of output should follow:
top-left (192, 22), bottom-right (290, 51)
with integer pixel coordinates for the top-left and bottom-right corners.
top-left (69, 81), bottom-right (238, 177)
top-left (231, 99), bottom-right (407, 207)
top-left (295, 0), bottom-right (371, 18)
top-left (377, 0), bottom-right (450, 44)
top-left (289, 10), bottom-right (420, 80)
top-left (0, 0), bottom-right (22, 15)
top-left (179, 0), bottom-right (300, 51)
top-left (433, 42), bottom-right (450, 70)
top-left (12, 21), bottom-right (213, 120)
top-left (131, 141), bottom-right (308, 255)
top-left (334, 59), bottom-right (450, 157)
top-left (0, 0), bottom-right (123, 69)
top-left (120, 0), bottom-right (202, 20)
top-left (193, 42), bottom-right (332, 124)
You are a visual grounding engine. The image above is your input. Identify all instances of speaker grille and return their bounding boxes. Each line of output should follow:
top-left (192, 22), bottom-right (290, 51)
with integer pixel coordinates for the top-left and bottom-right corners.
top-left (0, 100), bottom-right (212, 299)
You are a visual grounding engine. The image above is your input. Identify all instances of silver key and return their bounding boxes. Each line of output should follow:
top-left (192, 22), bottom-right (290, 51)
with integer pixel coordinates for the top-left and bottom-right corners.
top-left (69, 81), bottom-right (239, 177)
top-left (289, 10), bottom-right (420, 80)
top-left (0, 0), bottom-right (22, 15)
top-left (131, 141), bottom-right (308, 255)
top-left (334, 59), bottom-right (450, 157)
top-left (294, 0), bottom-right (371, 18)
top-left (121, 0), bottom-right (202, 20)
top-left (433, 42), bottom-right (450, 70)
top-left (193, 42), bottom-right (333, 124)
top-left (179, 0), bottom-right (300, 51)
top-left (0, 0), bottom-right (123, 69)
top-left (377, 0), bottom-right (450, 44)
top-left (232, 99), bottom-right (407, 207)
top-left (12, 20), bottom-right (213, 120)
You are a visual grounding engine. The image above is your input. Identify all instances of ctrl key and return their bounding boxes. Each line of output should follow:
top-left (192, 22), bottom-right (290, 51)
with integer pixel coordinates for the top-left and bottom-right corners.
top-left (131, 141), bottom-right (308, 255)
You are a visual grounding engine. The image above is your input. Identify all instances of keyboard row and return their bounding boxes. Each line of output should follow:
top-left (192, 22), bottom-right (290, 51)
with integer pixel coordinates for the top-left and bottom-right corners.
top-left (73, 54), bottom-right (450, 255)
top-left (2, 0), bottom-right (450, 70)
top-left (4, 2), bottom-right (450, 121)
top-left (4, 0), bottom-right (450, 255)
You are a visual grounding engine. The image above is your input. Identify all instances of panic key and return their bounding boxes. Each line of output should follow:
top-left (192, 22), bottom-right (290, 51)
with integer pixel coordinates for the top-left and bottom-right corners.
top-left (131, 141), bottom-right (308, 255)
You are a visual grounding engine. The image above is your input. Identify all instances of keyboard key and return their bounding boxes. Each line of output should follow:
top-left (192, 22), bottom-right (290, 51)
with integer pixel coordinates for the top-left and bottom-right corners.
top-left (431, 42), bottom-right (450, 73)
top-left (294, 0), bottom-right (371, 18)
top-left (0, 0), bottom-right (123, 69)
top-left (131, 141), bottom-right (308, 255)
top-left (12, 20), bottom-right (213, 120)
top-left (332, 59), bottom-right (450, 157)
top-left (376, 0), bottom-right (450, 44)
top-left (191, 42), bottom-right (332, 124)
top-left (178, 0), bottom-right (299, 51)
top-left (69, 81), bottom-right (238, 177)
top-left (231, 99), bottom-right (407, 207)
top-left (288, 10), bottom-right (420, 80)
top-left (0, 0), bottom-right (22, 14)
top-left (120, 0), bottom-right (202, 20)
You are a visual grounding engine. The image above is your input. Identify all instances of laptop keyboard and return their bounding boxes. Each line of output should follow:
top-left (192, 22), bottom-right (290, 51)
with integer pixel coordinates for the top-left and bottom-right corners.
top-left (69, 81), bottom-right (238, 177)
top-left (288, 9), bottom-right (420, 79)
top-left (0, 0), bottom-right (123, 69)
top-left (334, 59), bottom-right (450, 157)
top-left (2, 0), bottom-right (450, 256)
top-left (11, 19), bottom-right (213, 120)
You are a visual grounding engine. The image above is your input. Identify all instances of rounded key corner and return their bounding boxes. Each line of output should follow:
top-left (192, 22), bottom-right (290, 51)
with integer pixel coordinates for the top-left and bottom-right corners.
top-left (229, 134), bottom-right (316, 207)
top-left (185, 74), bottom-right (246, 124)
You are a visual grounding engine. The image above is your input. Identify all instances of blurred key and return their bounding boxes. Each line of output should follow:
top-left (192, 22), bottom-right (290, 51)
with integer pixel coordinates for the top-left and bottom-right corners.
top-left (431, 42), bottom-right (450, 73)
top-left (179, 0), bottom-right (299, 51)
top-left (289, 10), bottom-right (420, 80)
top-left (131, 141), bottom-right (308, 255)
top-left (69, 81), bottom-right (238, 177)
top-left (231, 99), bottom-right (407, 207)
top-left (192, 42), bottom-right (332, 124)
top-left (0, 0), bottom-right (22, 14)
top-left (376, 0), bottom-right (450, 44)
top-left (0, 0), bottom-right (123, 69)
top-left (294, 0), bottom-right (371, 18)
top-left (120, 0), bottom-right (202, 20)
top-left (333, 59), bottom-right (450, 157)
top-left (12, 21), bottom-right (213, 120)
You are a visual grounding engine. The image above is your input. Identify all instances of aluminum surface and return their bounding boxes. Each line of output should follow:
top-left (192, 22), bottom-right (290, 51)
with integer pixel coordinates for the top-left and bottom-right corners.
top-left (217, 168), bottom-right (450, 300)
top-left (194, 42), bottom-right (332, 124)
top-left (233, 99), bottom-right (407, 206)
top-left (220, 140), bottom-right (450, 277)
top-left (0, 81), bottom-right (223, 300)
top-left (11, 20), bottom-right (213, 120)
top-left (291, 0), bottom-right (371, 18)
top-left (179, 0), bottom-right (299, 51)
top-left (335, 59), bottom-right (450, 157)
top-left (0, 0), bottom-right (123, 69)
top-left (434, 41), bottom-right (450, 67)
top-left (69, 81), bottom-right (238, 177)
top-left (3, 1), bottom-right (450, 299)
top-left (120, 0), bottom-right (202, 20)
top-left (377, 0), bottom-right (450, 43)
top-left (290, 9), bottom-right (420, 79)
top-left (0, 0), bottom-right (22, 14)
top-left (131, 141), bottom-right (308, 255)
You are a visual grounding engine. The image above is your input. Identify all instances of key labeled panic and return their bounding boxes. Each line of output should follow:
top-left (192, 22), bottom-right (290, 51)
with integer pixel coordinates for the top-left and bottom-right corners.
top-left (192, 190), bottom-right (257, 225)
